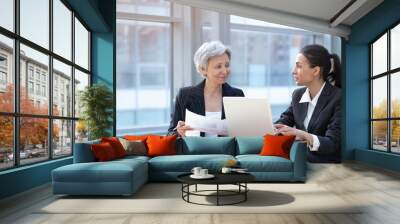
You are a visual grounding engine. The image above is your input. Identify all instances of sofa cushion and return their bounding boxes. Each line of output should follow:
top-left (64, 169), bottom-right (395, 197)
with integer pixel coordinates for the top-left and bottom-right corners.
top-left (74, 140), bottom-right (100, 163)
top-left (53, 159), bottom-right (147, 183)
top-left (115, 155), bottom-right (150, 164)
top-left (236, 155), bottom-right (293, 172)
top-left (181, 137), bottom-right (235, 155)
top-left (148, 154), bottom-right (235, 172)
top-left (236, 137), bottom-right (263, 155)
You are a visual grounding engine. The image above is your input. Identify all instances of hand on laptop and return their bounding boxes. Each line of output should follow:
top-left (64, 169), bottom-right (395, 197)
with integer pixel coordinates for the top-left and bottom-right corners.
top-left (274, 124), bottom-right (313, 142)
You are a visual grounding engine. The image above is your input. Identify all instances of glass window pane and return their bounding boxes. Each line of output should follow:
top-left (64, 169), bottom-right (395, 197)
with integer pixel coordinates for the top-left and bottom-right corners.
top-left (391, 72), bottom-right (400, 118)
top-left (20, 44), bottom-right (49, 115)
top-left (53, 119), bottom-right (72, 157)
top-left (0, 116), bottom-right (14, 170)
top-left (0, 0), bottom-right (14, 31)
top-left (75, 120), bottom-right (88, 143)
top-left (74, 69), bottom-right (89, 118)
top-left (117, 0), bottom-right (170, 17)
top-left (372, 77), bottom-right (387, 119)
top-left (229, 15), bottom-right (324, 121)
top-left (0, 35), bottom-right (14, 113)
top-left (391, 120), bottom-right (400, 153)
top-left (53, 0), bottom-right (72, 60)
top-left (372, 121), bottom-right (388, 151)
top-left (116, 20), bottom-right (171, 134)
top-left (20, 0), bottom-right (49, 49)
top-left (372, 33), bottom-right (387, 76)
top-left (139, 66), bottom-right (166, 86)
top-left (391, 24), bottom-right (400, 70)
top-left (20, 117), bottom-right (49, 165)
top-left (53, 59), bottom-right (72, 117)
top-left (74, 18), bottom-right (89, 70)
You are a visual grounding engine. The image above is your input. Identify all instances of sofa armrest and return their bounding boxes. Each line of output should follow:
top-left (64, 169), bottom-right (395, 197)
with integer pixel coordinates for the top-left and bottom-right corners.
top-left (289, 141), bottom-right (307, 181)
top-left (73, 140), bottom-right (100, 163)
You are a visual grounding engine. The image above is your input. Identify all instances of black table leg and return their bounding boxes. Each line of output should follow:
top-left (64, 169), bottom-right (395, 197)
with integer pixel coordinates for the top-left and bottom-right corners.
top-left (245, 183), bottom-right (247, 201)
top-left (217, 184), bottom-right (219, 206)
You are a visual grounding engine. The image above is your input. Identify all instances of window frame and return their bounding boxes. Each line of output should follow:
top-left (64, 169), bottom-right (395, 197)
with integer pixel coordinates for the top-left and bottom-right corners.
top-left (0, 0), bottom-right (92, 171)
top-left (369, 19), bottom-right (400, 154)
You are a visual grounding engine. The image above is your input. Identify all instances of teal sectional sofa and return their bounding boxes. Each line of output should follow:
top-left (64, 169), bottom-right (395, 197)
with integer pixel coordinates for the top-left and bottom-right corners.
top-left (52, 137), bottom-right (307, 196)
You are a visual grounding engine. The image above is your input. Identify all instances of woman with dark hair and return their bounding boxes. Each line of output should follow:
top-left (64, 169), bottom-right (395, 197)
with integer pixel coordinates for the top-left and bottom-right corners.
top-left (274, 44), bottom-right (341, 163)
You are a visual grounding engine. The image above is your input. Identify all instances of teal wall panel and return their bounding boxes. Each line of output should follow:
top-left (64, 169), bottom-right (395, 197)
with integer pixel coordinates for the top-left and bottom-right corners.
top-left (0, 158), bottom-right (72, 199)
top-left (65, 0), bottom-right (110, 32)
top-left (355, 149), bottom-right (400, 172)
top-left (345, 0), bottom-right (400, 171)
top-left (92, 32), bottom-right (114, 87)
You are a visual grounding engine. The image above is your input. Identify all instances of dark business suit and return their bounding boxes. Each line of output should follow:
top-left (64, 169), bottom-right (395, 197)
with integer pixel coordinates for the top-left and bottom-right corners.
top-left (276, 83), bottom-right (341, 163)
top-left (168, 79), bottom-right (245, 136)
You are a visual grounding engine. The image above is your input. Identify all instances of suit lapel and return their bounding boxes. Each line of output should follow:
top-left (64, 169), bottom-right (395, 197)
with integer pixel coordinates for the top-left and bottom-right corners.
top-left (307, 84), bottom-right (333, 132)
top-left (192, 80), bottom-right (206, 116)
top-left (298, 102), bottom-right (308, 130)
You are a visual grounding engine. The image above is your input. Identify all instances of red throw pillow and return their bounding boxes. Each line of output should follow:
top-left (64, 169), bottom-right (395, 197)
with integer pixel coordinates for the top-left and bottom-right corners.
top-left (259, 134), bottom-right (296, 159)
top-left (146, 135), bottom-right (177, 157)
top-left (101, 137), bottom-right (127, 158)
top-left (91, 142), bottom-right (117, 161)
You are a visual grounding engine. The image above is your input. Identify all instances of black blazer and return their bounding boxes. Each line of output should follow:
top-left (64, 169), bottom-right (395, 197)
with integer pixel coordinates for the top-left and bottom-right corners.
top-left (276, 83), bottom-right (341, 163)
top-left (168, 79), bottom-right (245, 136)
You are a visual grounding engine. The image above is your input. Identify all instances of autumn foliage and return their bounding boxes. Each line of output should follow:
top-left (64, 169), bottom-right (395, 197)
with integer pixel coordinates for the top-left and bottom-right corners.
top-left (0, 84), bottom-right (59, 150)
top-left (372, 99), bottom-right (400, 142)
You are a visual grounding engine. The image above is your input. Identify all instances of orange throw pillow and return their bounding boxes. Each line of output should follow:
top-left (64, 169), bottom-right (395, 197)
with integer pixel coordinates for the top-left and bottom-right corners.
top-left (101, 137), bottom-right (127, 158)
top-left (91, 142), bottom-right (117, 161)
top-left (259, 134), bottom-right (296, 159)
top-left (124, 135), bottom-right (149, 141)
top-left (146, 135), bottom-right (177, 157)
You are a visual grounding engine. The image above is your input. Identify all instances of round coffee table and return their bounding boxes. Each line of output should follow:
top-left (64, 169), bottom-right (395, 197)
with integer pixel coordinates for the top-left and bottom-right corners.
top-left (177, 173), bottom-right (255, 206)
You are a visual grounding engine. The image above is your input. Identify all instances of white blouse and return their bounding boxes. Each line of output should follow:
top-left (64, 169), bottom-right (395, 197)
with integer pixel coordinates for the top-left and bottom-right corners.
top-left (204, 111), bottom-right (222, 137)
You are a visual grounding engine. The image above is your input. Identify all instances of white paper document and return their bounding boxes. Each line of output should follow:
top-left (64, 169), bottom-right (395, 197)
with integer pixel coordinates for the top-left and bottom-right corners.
top-left (184, 109), bottom-right (228, 136)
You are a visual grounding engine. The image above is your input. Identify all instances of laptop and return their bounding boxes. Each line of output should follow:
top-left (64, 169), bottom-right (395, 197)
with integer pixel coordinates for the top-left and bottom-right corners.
top-left (223, 97), bottom-right (275, 137)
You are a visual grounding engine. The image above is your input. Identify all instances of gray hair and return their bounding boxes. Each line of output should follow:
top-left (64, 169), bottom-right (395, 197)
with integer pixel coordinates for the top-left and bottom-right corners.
top-left (193, 41), bottom-right (231, 76)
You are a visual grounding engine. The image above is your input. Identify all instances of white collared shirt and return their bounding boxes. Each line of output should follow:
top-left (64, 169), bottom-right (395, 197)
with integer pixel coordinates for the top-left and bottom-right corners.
top-left (299, 82), bottom-right (326, 151)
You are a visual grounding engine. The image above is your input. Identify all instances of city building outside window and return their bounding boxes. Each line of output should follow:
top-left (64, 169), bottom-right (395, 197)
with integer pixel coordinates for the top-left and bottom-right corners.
top-left (0, 0), bottom-right (91, 170)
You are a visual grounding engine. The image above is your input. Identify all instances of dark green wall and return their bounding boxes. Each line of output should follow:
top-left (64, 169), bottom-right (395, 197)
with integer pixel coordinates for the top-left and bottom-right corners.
top-left (344, 0), bottom-right (400, 171)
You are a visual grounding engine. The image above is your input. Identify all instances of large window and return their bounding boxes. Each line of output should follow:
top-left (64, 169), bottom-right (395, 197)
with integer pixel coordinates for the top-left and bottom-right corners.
top-left (199, 14), bottom-right (340, 121)
top-left (370, 23), bottom-right (400, 153)
top-left (228, 16), bottom-right (335, 121)
top-left (117, 0), bottom-right (171, 135)
top-left (0, 0), bottom-right (91, 171)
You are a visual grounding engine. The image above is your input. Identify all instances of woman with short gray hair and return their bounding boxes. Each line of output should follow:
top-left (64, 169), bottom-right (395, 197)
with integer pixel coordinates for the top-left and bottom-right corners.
top-left (168, 41), bottom-right (244, 137)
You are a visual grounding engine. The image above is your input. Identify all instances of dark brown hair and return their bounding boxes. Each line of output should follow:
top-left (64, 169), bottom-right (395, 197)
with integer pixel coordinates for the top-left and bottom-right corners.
top-left (300, 44), bottom-right (341, 88)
